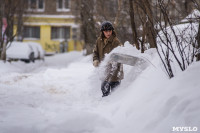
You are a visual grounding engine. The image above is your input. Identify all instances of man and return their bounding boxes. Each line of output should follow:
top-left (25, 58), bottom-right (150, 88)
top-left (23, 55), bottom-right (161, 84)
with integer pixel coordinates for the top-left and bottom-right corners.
top-left (93, 21), bottom-right (124, 97)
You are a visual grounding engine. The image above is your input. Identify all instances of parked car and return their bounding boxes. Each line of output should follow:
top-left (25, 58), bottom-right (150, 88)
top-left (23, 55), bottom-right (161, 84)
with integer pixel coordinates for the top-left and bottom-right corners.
top-left (26, 42), bottom-right (45, 60)
top-left (6, 41), bottom-right (35, 63)
top-left (27, 42), bottom-right (39, 59)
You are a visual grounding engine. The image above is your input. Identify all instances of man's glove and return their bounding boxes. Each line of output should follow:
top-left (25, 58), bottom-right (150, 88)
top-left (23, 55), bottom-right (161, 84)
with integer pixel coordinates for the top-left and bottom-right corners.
top-left (93, 60), bottom-right (99, 67)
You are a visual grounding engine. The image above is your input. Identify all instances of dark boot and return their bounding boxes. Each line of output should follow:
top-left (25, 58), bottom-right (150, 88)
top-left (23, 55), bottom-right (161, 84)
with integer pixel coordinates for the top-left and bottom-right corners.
top-left (109, 81), bottom-right (120, 92)
top-left (101, 81), bottom-right (111, 97)
top-left (101, 81), bottom-right (121, 97)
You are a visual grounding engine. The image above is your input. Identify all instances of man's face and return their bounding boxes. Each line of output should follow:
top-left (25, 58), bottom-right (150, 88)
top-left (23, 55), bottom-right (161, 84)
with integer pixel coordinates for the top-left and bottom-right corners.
top-left (103, 30), bottom-right (112, 39)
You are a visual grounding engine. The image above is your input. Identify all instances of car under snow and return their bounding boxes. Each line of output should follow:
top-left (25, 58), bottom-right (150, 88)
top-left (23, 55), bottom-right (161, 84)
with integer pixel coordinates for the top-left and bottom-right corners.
top-left (6, 41), bottom-right (45, 63)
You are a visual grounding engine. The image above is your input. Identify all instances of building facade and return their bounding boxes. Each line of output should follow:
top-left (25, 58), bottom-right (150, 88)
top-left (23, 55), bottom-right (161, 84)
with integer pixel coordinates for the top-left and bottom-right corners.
top-left (15, 0), bottom-right (82, 53)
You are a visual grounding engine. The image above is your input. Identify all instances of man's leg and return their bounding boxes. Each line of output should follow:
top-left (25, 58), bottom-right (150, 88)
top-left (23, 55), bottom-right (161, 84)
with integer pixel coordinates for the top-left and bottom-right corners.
top-left (101, 81), bottom-right (111, 97)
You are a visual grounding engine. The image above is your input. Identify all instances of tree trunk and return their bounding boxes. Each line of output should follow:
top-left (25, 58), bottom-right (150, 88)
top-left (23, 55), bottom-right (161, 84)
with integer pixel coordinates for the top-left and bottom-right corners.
top-left (196, 22), bottom-right (200, 61)
top-left (1, 42), bottom-right (6, 61)
top-left (0, 0), bottom-right (3, 45)
top-left (80, 0), bottom-right (97, 55)
top-left (0, 0), bottom-right (6, 61)
top-left (0, 0), bottom-right (25, 60)
top-left (114, 0), bottom-right (122, 28)
top-left (16, 0), bottom-right (24, 41)
top-left (129, 0), bottom-right (140, 50)
top-left (142, 0), bottom-right (157, 48)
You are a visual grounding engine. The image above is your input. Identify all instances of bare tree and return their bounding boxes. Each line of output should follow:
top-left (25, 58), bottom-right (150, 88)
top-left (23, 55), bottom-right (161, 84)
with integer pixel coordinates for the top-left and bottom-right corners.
top-left (16, 0), bottom-right (26, 41)
top-left (0, 0), bottom-right (6, 60)
top-left (0, 0), bottom-right (25, 61)
top-left (115, 1), bottom-right (134, 44)
top-left (155, 0), bottom-right (198, 78)
top-left (192, 0), bottom-right (200, 61)
top-left (129, 0), bottom-right (140, 50)
top-left (128, 0), bottom-right (199, 78)
top-left (196, 22), bottom-right (200, 61)
top-left (74, 0), bottom-right (97, 55)
top-left (73, 0), bottom-right (199, 74)
top-left (0, 0), bottom-right (3, 46)
top-left (114, 0), bottom-right (122, 28)
top-left (128, 0), bottom-right (157, 53)
top-left (74, 0), bottom-right (135, 54)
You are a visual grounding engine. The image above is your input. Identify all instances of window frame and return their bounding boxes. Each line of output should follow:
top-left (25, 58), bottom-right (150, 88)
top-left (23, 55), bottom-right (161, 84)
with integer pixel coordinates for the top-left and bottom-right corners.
top-left (27, 0), bottom-right (45, 12)
top-left (56, 0), bottom-right (70, 12)
top-left (38, 0), bottom-right (44, 10)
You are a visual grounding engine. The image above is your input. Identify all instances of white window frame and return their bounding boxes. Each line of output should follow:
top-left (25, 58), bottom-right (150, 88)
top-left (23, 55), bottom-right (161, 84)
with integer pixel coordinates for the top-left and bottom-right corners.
top-left (27, 0), bottom-right (45, 12)
top-left (56, 0), bottom-right (70, 12)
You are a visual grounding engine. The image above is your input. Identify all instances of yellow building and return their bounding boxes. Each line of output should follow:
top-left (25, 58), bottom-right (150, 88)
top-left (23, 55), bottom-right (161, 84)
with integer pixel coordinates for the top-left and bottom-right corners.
top-left (16, 0), bottom-right (82, 54)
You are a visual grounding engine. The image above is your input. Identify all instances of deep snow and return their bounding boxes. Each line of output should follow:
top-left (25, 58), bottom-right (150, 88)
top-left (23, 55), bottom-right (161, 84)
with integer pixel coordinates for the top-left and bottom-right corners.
top-left (0, 43), bottom-right (200, 133)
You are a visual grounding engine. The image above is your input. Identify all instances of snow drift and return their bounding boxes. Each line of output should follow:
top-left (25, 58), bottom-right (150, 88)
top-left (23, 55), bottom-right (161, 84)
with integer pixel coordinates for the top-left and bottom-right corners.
top-left (0, 43), bottom-right (199, 133)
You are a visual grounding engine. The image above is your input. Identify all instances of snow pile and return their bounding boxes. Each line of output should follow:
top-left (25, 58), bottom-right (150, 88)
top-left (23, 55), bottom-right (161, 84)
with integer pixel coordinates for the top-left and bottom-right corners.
top-left (1, 46), bottom-right (200, 133)
top-left (1, 22), bottom-right (200, 133)
top-left (98, 55), bottom-right (200, 133)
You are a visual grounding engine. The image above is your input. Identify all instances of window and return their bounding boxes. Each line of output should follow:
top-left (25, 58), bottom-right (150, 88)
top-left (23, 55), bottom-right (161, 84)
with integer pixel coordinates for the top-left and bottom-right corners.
top-left (26, 0), bottom-right (44, 12)
top-left (38, 0), bottom-right (44, 9)
top-left (30, 0), bottom-right (37, 9)
top-left (72, 28), bottom-right (77, 40)
top-left (58, 0), bottom-right (62, 8)
top-left (64, 0), bottom-right (69, 9)
top-left (57, 0), bottom-right (70, 12)
top-left (51, 27), bottom-right (70, 40)
top-left (23, 26), bottom-right (40, 39)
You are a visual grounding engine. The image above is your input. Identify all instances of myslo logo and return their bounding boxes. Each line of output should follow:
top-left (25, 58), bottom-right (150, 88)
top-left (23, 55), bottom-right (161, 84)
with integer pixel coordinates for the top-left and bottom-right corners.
top-left (172, 127), bottom-right (198, 132)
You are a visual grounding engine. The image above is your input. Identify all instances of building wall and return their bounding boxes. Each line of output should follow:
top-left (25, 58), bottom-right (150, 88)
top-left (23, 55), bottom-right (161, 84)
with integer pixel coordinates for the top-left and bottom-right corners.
top-left (17, 0), bottom-right (82, 53)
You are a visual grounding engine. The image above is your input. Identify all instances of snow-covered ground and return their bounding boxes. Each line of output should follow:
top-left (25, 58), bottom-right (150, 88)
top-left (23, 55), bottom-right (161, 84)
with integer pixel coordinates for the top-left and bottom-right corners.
top-left (0, 42), bottom-right (200, 133)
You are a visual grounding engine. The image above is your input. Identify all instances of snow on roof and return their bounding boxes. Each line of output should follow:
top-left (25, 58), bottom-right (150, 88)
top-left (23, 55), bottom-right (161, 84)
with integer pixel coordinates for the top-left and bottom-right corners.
top-left (24, 22), bottom-right (79, 27)
top-left (23, 14), bottom-right (75, 19)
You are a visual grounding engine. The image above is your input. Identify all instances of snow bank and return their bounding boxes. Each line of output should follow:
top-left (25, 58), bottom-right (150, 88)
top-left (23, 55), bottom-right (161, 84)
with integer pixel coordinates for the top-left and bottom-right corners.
top-left (97, 52), bottom-right (200, 133)
top-left (0, 43), bottom-right (199, 133)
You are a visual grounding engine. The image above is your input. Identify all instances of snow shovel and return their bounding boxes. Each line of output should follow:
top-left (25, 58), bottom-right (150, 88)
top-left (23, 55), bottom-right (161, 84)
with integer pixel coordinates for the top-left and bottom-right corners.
top-left (110, 53), bottom-right (147, 66)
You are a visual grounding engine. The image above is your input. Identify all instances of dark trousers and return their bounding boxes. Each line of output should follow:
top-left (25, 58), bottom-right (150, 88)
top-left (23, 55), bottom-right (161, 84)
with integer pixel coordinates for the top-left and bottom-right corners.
top-left (101, 81), bottom-right (120, 97)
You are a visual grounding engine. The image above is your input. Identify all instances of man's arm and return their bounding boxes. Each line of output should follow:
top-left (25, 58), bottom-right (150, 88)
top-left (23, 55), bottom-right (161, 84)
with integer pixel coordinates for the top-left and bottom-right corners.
top-left (93, 40), bottom-right (100, 67)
